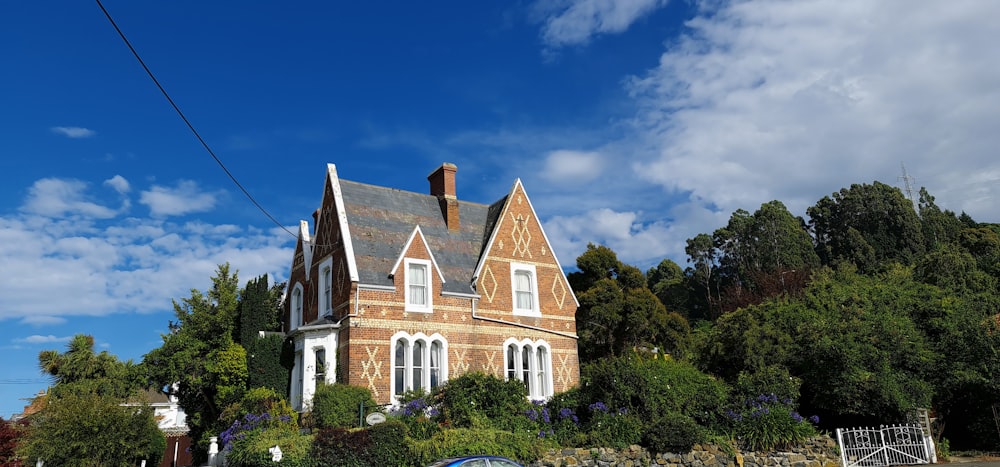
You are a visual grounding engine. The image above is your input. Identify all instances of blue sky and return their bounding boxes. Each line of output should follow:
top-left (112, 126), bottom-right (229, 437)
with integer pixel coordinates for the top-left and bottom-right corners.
top-left (3, 0), bottom-right (1000, 418)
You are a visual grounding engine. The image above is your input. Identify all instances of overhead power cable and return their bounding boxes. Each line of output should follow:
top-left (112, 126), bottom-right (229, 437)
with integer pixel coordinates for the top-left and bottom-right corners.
top-left (96, 0), bottom-right (298, 240)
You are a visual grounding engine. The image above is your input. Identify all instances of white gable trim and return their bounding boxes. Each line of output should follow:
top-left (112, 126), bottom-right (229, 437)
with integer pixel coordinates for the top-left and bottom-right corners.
top-left (473, 179), bottom-right (580, 307)
top-left (299, 220), bottom-right (313, 281)
top-left (325, 163), bottom-right (359, 282)
top-left (389, 225), bottom-right (447, 284)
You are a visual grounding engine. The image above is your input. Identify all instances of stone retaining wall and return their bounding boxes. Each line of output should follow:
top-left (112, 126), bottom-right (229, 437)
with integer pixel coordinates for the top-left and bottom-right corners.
top-left (526, 436), bottom-right (841, 467)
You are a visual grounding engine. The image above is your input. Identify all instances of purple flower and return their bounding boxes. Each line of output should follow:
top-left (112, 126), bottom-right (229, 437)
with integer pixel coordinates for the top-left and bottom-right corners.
top-left (617, 407), bottom-right (628, 416)
top-left (589, 401), bottom-right (609, 413)
top-left (791, 412), bottom-right (803, 423)
top-left (559, 408), bottom-right (575, 420)
top-left (809, 415), bottom-right (820, 424)
top-left (542, 407), bottom-right (551, 424)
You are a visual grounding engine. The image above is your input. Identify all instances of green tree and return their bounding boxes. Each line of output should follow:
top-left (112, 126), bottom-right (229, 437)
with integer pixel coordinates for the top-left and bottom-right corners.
top-left (38, 334), bottom-right (142, 399)
top-left (647, 259), bottom-right (694, 319)
top-left (237, 275), bottom-right (290, 394)
top-left (808, 181), bottom-right (925, 271)
top-left (21, 336), bottom-right (162, 466)
top-left (685, 233), bottom-right (719, 319)
top-left (143, 263), bottom-right (246, 463)
top-left (917, 187), bottom-right (965, 251)
top-left (711, 201), bottom-right (819, 313)
top-left (19, 392), bottom-right (164, 466)
top-left (572, 246), bottom-right (690, 362)
top-left (714, 201), bottom-right (819, 283)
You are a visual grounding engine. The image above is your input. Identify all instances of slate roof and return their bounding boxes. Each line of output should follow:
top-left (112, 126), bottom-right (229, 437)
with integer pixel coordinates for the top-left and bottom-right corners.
top-left (338, 179), bottom-right (507, 295)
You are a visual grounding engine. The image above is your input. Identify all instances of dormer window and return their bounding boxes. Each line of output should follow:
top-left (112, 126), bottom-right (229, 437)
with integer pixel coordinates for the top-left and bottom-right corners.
top-left (511, 263), bottom-right (539, 316)
top-left (405, 258), bottom-right (432, 313)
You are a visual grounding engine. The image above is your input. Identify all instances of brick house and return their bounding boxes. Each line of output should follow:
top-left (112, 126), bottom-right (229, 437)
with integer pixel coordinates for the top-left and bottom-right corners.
top-left (283, 163), bottom-right (580, 409)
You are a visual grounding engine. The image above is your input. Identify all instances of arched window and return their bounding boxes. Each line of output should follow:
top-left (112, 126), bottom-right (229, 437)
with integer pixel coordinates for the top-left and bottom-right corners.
top-left (291, 284), bottom-right (303, 330)
top-left (413, 340), bottom-right (425, 392)
top-left (521, 345), bottom-right (531, 387)
top-left (430, 341), bottom-right (442, 389)
top-left (390, 332), bottom-right (449, 401)
top-left (506, 344), bottom-right (517, 381)
top-left (536, 347), bottom-right (548, 398)
top-left (394, 340), bottom-right (407, 396)
top-left (502, 338), bottom-right (553, 400)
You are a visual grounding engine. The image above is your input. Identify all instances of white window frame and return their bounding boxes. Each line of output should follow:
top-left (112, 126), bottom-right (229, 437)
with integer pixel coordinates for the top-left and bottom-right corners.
top-left (389, 332), bottom-right (448, 402)
top-left (404, 258), bottom-right (433, 313)
top-left (510, 263), bottom-right (540, 317)
top-left (314, 347), bottom-right (327, 384)
top-left (502, 338), bottom-right (553, 400)
top-left (290, 283), bottom-right (303, 330)
top-left (318, 257), bottom-right (333, 317)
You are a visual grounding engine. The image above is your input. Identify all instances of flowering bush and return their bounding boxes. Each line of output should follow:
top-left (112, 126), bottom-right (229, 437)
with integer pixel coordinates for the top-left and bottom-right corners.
top-left (221, 411), bottom-right (313, 467)
top-left (586, 403), bottom-right (643, 449)
top-left (388, 393), bottom-right (440, 440)
top-left (728, 393), bottom-right (818, 451)
top-left (220, 412), bottom-right (294, 452)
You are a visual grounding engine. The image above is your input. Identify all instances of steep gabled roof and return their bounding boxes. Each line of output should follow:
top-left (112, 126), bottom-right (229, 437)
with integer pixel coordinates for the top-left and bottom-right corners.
top-left (338, 179), bottom-right (503, 295)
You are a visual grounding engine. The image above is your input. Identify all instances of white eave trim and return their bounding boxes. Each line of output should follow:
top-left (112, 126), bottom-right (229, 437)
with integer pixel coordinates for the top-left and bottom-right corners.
top-left (389, 225), bottom-right (447, 284)
top-left (327, 163), bottom-right (360, 282)
top-left (299, 220), bottom-right (314, 281)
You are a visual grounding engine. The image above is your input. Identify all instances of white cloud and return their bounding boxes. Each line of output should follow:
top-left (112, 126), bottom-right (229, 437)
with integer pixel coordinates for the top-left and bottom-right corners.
top-left (526, 0), bottom-right (1000, 269)
top-left (14, 335), bottom-right (72, 344)
top-left (139, 180), bottom-right (221, 217)
top-left (537, 0), bottom-right (669, 48)
top-left (544, 208), bottom-right (681, 267)
top-left (541, 150), bottom-right (606, 184)
top-left (20, 178), bottom-right (120, 219)
top-left (623, 0), bottom-right (1000, 226)
top-left (0, 178), bottom-right (295, 324)
top-left (20, 316), bottom-right (67, 326)
top-left (103, 175), bottom-right (131, 194)
top-left (51, 126), bottom-right (96, 138)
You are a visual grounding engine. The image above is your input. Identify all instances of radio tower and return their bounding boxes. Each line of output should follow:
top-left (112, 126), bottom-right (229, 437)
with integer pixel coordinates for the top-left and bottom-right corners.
top-left (899, 162), bottom-right (916, 206)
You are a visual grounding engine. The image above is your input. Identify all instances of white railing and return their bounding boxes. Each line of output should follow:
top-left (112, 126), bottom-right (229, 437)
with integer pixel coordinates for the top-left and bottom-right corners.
top-left (836, 424), bottom-right (935, 467)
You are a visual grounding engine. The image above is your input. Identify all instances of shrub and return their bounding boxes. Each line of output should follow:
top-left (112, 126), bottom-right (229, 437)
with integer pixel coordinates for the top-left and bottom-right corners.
top-left (311, 383), bottom-right (379, 429)
top-left (644, 411), bottom-right (704, 453)
top-left (587, 411), bottom-right (644, 449)
top-left (525, 399), bottom-right (586, 447)
top-left (432, 372), bottom-right (533, 432)
top-left (733, 366), bottom-right (801, 407)
top-left (388, 393), bottom-right (440, 441)
top-left (18, 392), bottom-right (165, 467)
top-left (580, 356), bottom-right (729, 428)
top-left (311, 421), bottom-right (408, 467)
top-left (225, 427), bottom-right (314, 467)
top-left (220, 412), bottom-right (297, 453)
top-left (728, 394), bottom-right (818, 451)
top-left (407, 428), bottom-right (547, 466)
top-left (221, 387), bottom-right (298, 431)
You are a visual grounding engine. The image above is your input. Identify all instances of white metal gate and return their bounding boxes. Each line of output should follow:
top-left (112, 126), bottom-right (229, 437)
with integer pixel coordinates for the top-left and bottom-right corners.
top-left (836, 424), bottom-right (934, 467)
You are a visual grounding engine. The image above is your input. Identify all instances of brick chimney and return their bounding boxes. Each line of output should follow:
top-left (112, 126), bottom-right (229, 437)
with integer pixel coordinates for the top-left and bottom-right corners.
top-left (428, 163), bottom-right (459, 231)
